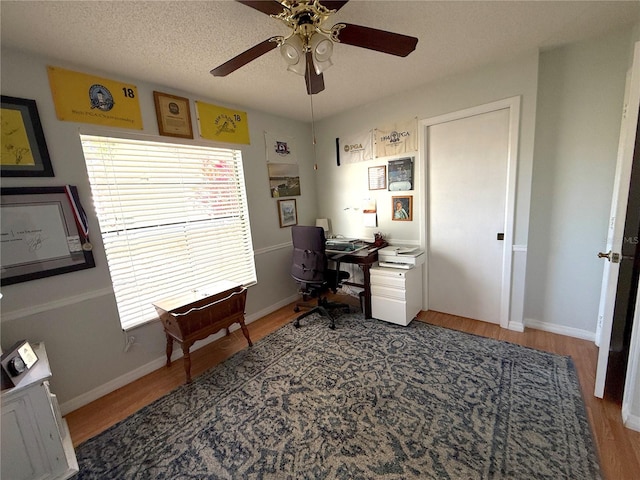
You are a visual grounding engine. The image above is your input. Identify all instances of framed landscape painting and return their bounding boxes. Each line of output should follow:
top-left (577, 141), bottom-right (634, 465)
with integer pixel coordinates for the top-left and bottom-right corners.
top-left (277, 199), bottom-right (298, 227)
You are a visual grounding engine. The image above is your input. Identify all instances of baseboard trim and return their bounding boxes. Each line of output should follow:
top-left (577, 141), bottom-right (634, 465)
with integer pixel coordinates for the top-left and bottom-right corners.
top-left (59, 293), bottom-right (300, 415)
top-left (524, 318), bottom-right (596, 341)
top-left (622, 404), bottom-right (640, 432)
top-left (507, 321), bottom-right (525, 332)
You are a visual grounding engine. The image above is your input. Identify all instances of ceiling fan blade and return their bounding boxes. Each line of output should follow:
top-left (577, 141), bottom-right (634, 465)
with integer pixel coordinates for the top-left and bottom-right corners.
top-left (236, 0), bottom-right (287, 16)
top-left (334, 23), bottom-right (418, 57)
top-left (211, 38), bottom-right (280, 77)
top-left (305, 51), bottom-right (325, 95)
top-left (320, 1), bottom-right (350, 11)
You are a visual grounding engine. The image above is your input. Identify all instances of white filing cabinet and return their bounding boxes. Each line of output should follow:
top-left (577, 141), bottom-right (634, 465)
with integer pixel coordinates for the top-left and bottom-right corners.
top-left (371, 264), bottom-right (423, 326)
top-left (1, 343), bottom-right (78, 480)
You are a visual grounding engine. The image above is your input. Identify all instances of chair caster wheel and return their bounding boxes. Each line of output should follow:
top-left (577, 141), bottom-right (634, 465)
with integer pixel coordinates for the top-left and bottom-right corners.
top-left (294, 307), bottom-right (300, 312)
top-left (294, 321), bottom-right (300, 328)
top-left (329, 324), bottom-right (336, 330)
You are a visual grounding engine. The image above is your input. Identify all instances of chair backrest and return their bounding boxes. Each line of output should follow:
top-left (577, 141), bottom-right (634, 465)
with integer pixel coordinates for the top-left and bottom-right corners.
top-left (291, 226), bottom-right (328, 284)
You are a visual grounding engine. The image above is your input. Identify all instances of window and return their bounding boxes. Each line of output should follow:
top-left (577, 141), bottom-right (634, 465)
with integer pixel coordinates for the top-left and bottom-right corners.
top-left (80, 134), bottom-right (256, 330)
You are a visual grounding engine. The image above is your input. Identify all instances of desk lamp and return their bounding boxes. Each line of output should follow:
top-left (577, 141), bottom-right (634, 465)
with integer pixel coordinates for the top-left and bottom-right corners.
top-left (315, 218), bottom-right (330, 238)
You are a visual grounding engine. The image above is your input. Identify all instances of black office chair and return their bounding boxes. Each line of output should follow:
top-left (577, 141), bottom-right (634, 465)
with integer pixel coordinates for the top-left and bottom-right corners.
top-left (290, 225), bottom-right (350, 329)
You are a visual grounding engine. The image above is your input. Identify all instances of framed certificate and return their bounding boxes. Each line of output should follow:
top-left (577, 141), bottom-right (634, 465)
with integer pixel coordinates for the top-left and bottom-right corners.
top-left (368, 165), bottom-right (386, 190)
top-left (1, 186), bottom-right (95, 285)
top-left (153, 91), bottom-right (193, 139)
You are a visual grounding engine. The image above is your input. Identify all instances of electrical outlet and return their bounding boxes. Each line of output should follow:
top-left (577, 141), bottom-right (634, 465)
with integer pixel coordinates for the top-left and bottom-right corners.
top-left (123, 335), bottom-right (136, 352)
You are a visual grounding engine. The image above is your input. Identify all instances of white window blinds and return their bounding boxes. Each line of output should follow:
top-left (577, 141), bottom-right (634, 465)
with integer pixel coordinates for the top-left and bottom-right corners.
top-left (80, 134), bottom-right (256, 330)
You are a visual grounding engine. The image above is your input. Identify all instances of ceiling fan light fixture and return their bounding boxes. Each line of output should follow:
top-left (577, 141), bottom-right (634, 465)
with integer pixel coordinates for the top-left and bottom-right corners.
top-left (310, 33), bottom-right (333, 74)
top-left (281, 35), bottom-right (306, 75)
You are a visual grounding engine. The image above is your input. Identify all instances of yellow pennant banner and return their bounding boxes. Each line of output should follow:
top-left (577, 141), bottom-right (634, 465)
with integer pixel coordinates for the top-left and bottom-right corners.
top-left (196, 101), bottom-right (250, 145)
top-left (47, 66), bottom-right (143, 129)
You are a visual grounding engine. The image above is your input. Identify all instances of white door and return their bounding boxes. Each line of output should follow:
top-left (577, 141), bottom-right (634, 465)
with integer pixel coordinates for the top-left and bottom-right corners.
top-left (426, 107), bottom-right (510, 324)
top-left (595, 41), bottom-right (640, 398)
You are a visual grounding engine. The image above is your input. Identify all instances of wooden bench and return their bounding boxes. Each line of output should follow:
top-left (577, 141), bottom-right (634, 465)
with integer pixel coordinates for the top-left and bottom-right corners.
top-left (153, 281), bottom-right (252, 383)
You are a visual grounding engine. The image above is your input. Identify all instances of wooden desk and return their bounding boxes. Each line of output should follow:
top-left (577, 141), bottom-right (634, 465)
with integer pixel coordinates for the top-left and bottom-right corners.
top-left (153, 281), bottom-right (252, 383)
top-left (330, 247), bottom-right (380, 319)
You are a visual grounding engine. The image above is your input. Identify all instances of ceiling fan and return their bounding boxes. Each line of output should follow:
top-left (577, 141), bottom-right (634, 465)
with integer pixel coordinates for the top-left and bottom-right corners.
top-left (210, 0), bottom-right (419, 95)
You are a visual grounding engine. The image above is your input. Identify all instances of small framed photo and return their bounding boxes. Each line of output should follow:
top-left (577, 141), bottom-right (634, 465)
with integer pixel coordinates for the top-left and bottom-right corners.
top-left (277, 199), bottom-right (298, 227)
top-left (368, 165), bottom-right (386, 190)
top-left (392, 195), bottom-right (412, 221)
top-left (153, 91), bottom-right (193, 139)
top-left (1, 95), bottom-right (54, 177)
top-left (388, 157), bottom-right (414, 191)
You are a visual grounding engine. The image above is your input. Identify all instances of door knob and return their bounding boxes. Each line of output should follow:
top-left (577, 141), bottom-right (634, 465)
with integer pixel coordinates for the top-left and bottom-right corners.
top-left (598, 251), bottom-right (621, 263)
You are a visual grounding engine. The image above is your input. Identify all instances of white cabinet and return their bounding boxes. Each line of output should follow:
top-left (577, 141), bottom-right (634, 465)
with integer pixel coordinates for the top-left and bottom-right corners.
top-left (1, 343), bottom-right (78, 480)
top-left (371, 265), bottom-right (423, 326)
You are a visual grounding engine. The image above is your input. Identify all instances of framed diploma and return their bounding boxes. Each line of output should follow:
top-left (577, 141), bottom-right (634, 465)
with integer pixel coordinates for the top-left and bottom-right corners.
top-left (1, 186), bottom-right (95, 285)
top-left (153, 91), bottom-right (193, 139)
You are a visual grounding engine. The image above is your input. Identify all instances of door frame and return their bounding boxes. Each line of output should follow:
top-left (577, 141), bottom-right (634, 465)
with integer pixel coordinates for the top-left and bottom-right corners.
top-left (419, 96), bottom-right (521, 329)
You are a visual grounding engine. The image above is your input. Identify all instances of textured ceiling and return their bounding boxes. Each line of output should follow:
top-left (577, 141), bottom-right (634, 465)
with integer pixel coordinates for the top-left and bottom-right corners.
top-left (2, 1), bottom-right (639, 122)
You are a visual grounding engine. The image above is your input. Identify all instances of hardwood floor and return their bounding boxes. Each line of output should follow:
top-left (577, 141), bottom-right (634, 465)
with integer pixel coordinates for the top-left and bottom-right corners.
top-left (66, 296), bottom-right (640, 479)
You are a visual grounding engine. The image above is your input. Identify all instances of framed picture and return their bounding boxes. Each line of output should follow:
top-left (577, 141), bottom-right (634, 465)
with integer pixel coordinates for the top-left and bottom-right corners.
top-left (368, 165), bottom-right (386, 190)
top-left (388, 157), bottom-right (414, 191)
top-left (1, 186), bottom-right (95, 285)
top-left (268, 163), bottom-right (301, 197)
top-left (153, 91), bottom-right (193, 139)
top-left (392, 195), bottom-right (413, 221)
top-left (1, 95), bottom-right (54, 177)
top-left (277, 199), bottom-right (298, 228)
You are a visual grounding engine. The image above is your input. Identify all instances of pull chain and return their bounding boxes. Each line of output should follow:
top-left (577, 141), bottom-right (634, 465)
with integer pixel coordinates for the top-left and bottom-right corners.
top-left (306, 66), bottom-right (318, 171)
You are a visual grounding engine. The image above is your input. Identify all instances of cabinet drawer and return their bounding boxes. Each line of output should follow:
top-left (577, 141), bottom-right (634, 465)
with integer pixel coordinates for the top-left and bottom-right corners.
top-left (370, 273), bottom-right (407, 289)
top-left (372, 296), bottom-right (413, 326)
top-left (371, 284), bottom-right (406, 300)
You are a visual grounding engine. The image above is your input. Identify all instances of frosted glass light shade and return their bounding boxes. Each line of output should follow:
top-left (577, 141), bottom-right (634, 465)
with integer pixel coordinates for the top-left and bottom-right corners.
top-left (310, 34), bottom-right (333, 74)
top-left (281, 35), bottom-right (306, 76)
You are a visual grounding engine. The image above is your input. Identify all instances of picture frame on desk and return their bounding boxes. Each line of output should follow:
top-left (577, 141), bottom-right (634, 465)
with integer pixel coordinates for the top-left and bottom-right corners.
top-left (1, 95), bottom-right (54, 177)
top-left (277, 199), bottom-right (298, 227)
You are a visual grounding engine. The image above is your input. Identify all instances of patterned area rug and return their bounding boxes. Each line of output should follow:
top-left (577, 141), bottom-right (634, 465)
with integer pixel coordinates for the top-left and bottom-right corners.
top-left (75, 314), bottom-right (601, 479)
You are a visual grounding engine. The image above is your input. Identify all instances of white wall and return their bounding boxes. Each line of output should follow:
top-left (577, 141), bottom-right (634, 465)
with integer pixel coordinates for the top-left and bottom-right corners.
top-left (525, 29), bottom-right (632, 337)
top-left (314, 52), bottom-right (540, 245)
top-left (0, 48), bottom-right (315, 410)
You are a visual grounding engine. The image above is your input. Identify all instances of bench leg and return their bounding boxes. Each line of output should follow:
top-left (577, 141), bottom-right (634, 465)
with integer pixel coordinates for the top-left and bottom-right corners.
top-left (181, 343), bottom-right (192, 383)
top-left (239, 318), bottom-right (253, 347)
top-left (165, 334), bottom-right (173, 367)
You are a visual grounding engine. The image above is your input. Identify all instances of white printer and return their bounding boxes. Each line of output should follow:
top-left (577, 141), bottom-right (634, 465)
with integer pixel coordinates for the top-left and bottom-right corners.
top-left (377, 245), bottom-right (425, 269)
